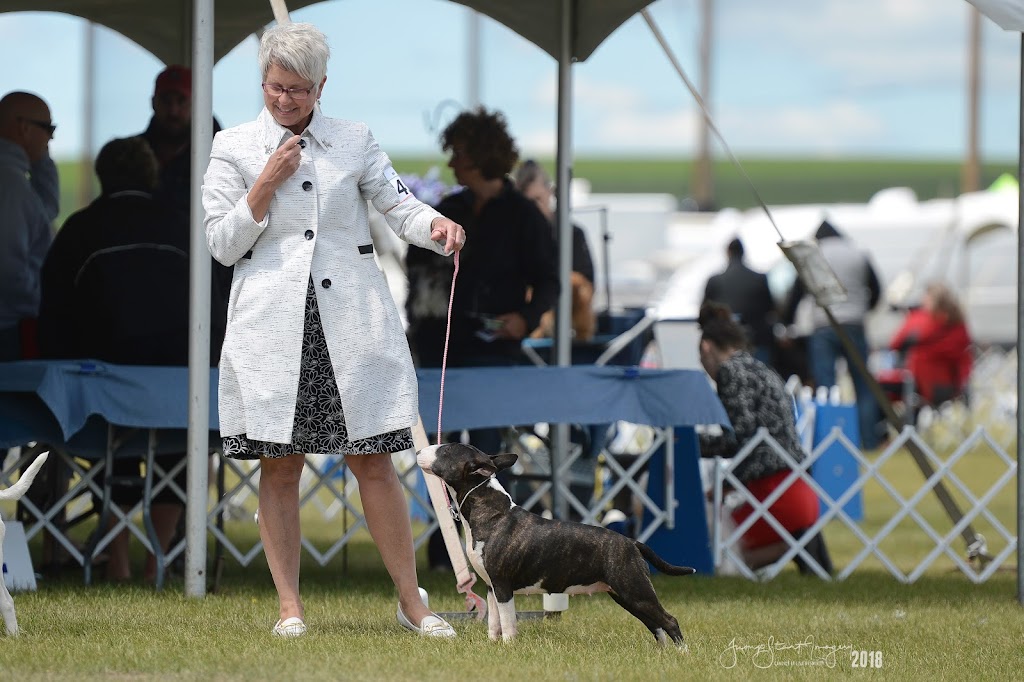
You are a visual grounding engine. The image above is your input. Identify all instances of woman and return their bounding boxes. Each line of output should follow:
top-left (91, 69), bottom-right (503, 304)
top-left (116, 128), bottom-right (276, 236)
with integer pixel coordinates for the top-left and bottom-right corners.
top-left (697, 302), bottom-right (823, 571)
top-left (203, 23), bottom-right (465, 638)
top-left (405, 108), bottom-right (559, 369)
top-left (405, 107), bottom-right (559, 569)
top-left (513, 159), bottom-right (596, 341)
top-left (888, 282), bottom-right (972, 406)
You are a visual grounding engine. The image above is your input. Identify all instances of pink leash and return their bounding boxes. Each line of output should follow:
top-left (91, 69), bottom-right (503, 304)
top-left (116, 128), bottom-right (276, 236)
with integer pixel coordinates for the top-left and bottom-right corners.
top-left (434, 251), bottom-right (487, 614)
top-left (437, 250), bottom-right (458, 442)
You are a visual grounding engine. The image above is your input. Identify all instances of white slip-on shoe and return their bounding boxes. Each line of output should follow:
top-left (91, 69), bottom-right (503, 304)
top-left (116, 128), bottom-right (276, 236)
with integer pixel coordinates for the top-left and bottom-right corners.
top-left (397, 605), bottom-right (456, 638)
top-left (272, 617), bottom-right (307, 638)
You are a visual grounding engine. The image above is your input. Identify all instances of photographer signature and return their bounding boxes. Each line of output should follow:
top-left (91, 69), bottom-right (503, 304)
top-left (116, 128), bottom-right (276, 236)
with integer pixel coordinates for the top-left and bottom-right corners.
top-left (719, 635), bottom-right (853, 668)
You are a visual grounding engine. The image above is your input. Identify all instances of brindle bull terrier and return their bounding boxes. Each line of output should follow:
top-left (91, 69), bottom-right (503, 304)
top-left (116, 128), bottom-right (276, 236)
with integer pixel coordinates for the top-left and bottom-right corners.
top-left (416, 443), bottom-right (694, 647)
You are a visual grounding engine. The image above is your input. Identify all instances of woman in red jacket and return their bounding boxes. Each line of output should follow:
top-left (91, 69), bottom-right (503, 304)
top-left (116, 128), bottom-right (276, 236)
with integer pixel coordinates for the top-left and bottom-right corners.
top-left (889, 282), bottom-right (972, 406)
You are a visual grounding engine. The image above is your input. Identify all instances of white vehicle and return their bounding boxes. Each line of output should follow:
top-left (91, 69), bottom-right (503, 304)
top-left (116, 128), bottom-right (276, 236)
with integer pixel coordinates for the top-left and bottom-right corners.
top-left (651, 182), bottom-right (1018, 368)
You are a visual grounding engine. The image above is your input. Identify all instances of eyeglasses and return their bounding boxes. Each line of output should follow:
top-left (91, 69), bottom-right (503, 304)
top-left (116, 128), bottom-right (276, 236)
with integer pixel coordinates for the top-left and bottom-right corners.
top-left (19, 117), bottom-right (56, 139)
top-left (261, 83), bottom-right (315, 101)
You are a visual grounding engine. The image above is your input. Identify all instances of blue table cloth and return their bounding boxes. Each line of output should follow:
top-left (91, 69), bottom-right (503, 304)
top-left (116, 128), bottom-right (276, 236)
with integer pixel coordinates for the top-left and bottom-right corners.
top-left (0, 360), bottom-right (219, 458)
top-left (416, 365), bottom-right (729, 431)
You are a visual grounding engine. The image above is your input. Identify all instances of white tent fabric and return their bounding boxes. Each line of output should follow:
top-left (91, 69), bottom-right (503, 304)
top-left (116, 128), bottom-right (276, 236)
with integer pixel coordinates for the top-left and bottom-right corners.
top-left (966, 0), bottom-right (1024, 31)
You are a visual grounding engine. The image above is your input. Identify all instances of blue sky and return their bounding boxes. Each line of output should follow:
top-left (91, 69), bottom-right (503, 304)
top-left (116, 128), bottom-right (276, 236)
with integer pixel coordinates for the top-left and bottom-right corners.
top-left (0, 0), bottom-right (1019, 163)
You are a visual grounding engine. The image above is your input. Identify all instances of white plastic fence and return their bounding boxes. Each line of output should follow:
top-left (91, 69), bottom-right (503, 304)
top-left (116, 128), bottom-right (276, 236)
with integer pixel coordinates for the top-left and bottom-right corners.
top-left (713, 410), bottom-right (1017, 583)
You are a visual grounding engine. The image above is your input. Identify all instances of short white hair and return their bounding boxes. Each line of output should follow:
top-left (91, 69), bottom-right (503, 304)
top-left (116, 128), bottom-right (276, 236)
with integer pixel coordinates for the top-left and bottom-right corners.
top-left (258, 23), bottom-right (330, 89)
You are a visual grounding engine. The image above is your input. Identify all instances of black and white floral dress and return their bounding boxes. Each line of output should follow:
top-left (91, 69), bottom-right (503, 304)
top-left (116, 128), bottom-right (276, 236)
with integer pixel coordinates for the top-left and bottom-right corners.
top-left (222, 278), bottom-right (414, 460)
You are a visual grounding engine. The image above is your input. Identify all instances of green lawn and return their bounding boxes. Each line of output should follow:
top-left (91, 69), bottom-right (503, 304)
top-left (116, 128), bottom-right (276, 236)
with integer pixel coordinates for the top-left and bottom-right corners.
top-left (53, 156), bottom-right (1016, 228)
top-left (0, 433), bottom-right (1018, 679)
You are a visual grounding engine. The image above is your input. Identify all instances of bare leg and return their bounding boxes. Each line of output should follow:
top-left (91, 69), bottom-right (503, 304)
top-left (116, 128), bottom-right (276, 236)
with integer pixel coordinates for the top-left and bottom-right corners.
top-left (105, 513), bottom-right (131, 581)
top-left (258, 454), bottom-right (306, 622)
top-left (345, 453), bottom-right (431, 624)
top-left (143, 503), bottom-right (185, 583)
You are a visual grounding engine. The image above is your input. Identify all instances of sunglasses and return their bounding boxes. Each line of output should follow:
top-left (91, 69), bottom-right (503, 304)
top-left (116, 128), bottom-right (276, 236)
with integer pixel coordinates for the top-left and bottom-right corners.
top-left (20, 117), bottom-right (56, 138)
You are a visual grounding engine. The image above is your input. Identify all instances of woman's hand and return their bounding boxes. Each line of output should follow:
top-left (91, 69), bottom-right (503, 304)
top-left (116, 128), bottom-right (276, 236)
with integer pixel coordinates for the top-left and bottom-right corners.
top-left (494, 312), bottom-right (528, 340)
top-left (430, 216), bottom-right (466, 255)
top-left (247, 134), bottom-right (303, 222)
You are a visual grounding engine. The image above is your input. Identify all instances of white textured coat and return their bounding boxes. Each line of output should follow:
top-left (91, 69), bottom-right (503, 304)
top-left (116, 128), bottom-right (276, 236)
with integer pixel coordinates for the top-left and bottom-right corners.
top-left (203, 108), bottom-right (449, 444)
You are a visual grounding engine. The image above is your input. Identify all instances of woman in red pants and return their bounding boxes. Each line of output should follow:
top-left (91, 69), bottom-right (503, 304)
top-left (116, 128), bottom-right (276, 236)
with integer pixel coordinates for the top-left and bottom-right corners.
top-left (697, 302), bottom-right (825, 571)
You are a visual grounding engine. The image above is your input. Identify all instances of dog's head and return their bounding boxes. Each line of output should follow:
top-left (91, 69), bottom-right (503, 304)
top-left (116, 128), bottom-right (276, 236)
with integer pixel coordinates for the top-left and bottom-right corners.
top-left (417, 443), bottom-right (517, 494)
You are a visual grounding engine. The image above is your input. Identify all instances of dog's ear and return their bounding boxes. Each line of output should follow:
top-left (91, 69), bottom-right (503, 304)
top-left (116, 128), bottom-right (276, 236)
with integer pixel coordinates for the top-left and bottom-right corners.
top-left (466, 460), bottom-right (497, 479)
top-left (490, 453), bottom-right (518, 472)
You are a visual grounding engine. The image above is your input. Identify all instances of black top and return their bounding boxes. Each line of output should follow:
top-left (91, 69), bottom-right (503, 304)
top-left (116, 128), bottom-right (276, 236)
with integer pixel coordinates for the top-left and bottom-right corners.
top-left (406, 180), bottom-right (560, 367)
top-left (703, 258), bottom-right (777, 348)
top-left (139, 116), bottom-right (223, 212)
top-left (566, 222), bottom-right (595, 285)
top-left (699, 351), bottom-right (805, 483)
top-left (37, 191), bottom-right (226, 366)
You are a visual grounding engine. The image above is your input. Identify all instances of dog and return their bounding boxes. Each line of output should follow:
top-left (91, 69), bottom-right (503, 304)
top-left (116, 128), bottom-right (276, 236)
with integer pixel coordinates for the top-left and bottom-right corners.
top-left (416, 443), bottom-right (694, 647)
top-left (0, 452), bottom-right (49, 637)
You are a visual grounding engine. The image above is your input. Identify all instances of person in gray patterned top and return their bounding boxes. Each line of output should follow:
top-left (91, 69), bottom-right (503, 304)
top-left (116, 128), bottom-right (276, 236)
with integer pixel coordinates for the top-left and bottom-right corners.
top-left (697, 302), bottom-right (820, 569)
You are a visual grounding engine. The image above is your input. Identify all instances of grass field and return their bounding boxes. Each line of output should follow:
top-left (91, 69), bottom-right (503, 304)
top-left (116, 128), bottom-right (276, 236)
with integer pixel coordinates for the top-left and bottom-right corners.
top-left (0, 435), bottom-right (1019, 680)
top-left (53, 156), bottom-right (1016, 228)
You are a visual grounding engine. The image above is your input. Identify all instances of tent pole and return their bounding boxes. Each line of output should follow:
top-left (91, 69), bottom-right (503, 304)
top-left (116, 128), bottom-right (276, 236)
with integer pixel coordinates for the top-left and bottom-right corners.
top-left (550, 0), bottom-right (575, 522)
top-left (185, 0), bottom-right (214, 599)
top-left (1016, 32), bottom-right (1023, 607)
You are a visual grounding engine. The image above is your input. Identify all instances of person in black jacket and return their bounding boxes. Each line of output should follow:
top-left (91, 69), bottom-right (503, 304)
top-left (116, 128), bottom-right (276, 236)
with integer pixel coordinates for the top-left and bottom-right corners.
top-left (37, 136), bottom-right (225, 582)
top-left (406, 108), bottom-right (559, 369)
top-left (703, 237), bottom-right (777, 367)
top-left (406, 108), bottom-right (559, 570)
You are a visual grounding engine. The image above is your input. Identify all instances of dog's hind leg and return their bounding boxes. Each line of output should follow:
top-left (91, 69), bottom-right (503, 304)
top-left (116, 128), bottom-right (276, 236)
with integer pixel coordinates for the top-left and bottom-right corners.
top-left (607, 585), bottom-right (686, 650)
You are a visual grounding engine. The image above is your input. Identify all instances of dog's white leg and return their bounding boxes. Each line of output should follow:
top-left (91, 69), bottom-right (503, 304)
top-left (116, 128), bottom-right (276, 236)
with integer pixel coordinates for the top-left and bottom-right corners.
top-left (0, 580), bottom-right (16, 637)
top-left (496, 596), bottom-right (518, 642)
top-left (0, 523), bottom-right (17, 636)
top-left (486, 589), bottom-right (502, 641)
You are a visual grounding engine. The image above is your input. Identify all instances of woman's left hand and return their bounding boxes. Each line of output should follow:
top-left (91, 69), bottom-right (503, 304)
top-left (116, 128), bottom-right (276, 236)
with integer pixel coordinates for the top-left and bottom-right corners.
top-left (430, 217), bottom-right (466, 255)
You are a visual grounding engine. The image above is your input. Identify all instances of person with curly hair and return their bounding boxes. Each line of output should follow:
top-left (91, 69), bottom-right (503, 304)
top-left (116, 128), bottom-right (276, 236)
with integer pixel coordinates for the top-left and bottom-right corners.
top-left (405, 107), bottom-right (559, 570)
top-left (406, 107), bottom-right (559, 368)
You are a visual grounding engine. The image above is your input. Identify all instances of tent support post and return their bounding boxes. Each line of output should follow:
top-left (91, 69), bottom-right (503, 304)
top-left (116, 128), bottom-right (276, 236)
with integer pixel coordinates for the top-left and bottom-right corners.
top-left (1016, 32), bottom-right (1023, 606)
top-left (184, 0), bottom-right (214, 599)
top-left (550, 0), bottom-right (576, 522)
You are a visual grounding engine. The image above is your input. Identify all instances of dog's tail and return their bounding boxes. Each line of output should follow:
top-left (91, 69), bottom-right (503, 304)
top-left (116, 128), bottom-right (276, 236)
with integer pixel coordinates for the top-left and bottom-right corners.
top-left (0, 452), bottom-right (49, 502)
top-left (637, 542), bottom-right (697, 576)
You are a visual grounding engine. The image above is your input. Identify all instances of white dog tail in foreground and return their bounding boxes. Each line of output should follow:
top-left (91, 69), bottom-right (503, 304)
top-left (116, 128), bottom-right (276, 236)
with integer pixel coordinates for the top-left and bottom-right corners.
top-left (0, 452), bottom-right (48, 503)
top-left (1, 451), bottom-right (49, 637)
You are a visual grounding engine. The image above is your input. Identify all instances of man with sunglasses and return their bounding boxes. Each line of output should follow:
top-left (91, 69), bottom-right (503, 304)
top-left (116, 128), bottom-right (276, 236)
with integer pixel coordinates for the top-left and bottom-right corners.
top-left (0, 90), bottom-right (58, 360)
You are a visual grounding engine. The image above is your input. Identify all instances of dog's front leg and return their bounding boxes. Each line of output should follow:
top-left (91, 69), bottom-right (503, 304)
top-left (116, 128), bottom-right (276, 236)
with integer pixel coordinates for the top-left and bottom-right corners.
top-left (486, 589), bottom-right (502, 641)
top-left (0, 579), bottom-right (16, 637)
top-left (491, 583), bottom-right (518, 642)
top-left (0, 524), bottom-right (16, 636)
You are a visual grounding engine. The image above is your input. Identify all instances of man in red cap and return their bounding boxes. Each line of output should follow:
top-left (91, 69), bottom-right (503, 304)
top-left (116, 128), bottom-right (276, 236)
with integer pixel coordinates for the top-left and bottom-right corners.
top-left (143, 65), bottom-right (192, 170)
